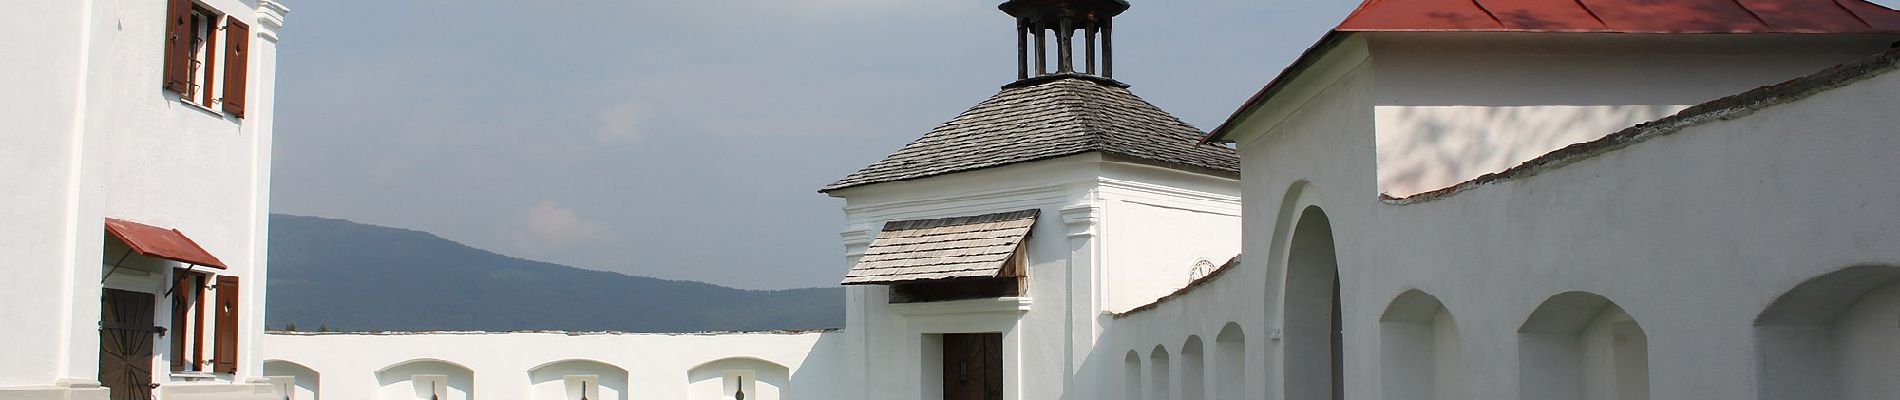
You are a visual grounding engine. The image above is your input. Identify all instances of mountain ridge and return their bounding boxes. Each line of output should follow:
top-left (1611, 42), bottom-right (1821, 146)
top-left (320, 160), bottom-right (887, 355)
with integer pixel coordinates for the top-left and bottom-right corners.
top-left (265, 214), bottom-right (842, 333)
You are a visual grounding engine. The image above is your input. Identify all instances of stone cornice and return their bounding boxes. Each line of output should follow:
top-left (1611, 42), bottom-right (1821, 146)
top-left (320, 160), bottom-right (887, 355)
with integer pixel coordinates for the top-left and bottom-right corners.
top-left (841, 184), bottom-right (1066, 220)
top-left (1059, 188), bottom-right (1102, 238)
top-left (256, 0), bottom-right (289, 40)
top-left (839, 226), bottom-right (874, 258)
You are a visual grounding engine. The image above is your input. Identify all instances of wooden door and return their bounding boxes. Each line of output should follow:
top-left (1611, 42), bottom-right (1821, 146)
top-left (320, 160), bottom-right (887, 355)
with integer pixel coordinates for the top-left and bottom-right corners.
top-left (100, 289), bottom-right (159, 400)
top-left (942, 333), bottom-right (1003, 400)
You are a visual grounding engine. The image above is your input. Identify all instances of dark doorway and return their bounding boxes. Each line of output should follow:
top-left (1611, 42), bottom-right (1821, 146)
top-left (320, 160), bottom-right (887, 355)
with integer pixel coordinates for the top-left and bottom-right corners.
top-left (942, 333), bottom-right (1003, 400)
top-left (100, 289), bottom-right (159, 400)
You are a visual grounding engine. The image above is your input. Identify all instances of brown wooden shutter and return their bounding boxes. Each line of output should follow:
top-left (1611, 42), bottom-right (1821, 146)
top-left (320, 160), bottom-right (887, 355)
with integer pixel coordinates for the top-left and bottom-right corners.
top-left (170, 274), bottom-right (192, 371)
top-left (212, 276), bottom-right (239, 374)
top-left (163, 0), bottom-right (192, 93)
top-left (221, 17), bottom-right (250, 117)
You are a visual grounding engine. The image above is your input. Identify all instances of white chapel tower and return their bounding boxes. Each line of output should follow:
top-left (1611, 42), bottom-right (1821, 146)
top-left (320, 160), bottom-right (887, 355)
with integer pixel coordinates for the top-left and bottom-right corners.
top-left (820, 1), bottom-right (1243, 399)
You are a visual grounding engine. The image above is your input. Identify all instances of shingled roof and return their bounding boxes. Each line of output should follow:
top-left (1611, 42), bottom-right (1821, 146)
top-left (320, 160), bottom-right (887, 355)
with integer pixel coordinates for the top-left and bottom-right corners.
top-left (822, 75), bottom-right (1240, 193)
top-left (842, 209), bottom-right (1040, 285)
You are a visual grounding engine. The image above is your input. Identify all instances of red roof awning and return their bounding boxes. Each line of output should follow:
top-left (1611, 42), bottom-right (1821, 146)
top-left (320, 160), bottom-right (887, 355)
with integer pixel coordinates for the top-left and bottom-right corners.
top-left (105, 218), bottom-right (227, 269)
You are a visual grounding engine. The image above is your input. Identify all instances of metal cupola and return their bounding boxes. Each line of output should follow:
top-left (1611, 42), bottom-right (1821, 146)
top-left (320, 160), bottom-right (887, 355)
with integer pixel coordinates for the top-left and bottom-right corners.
top-left (999, 0), bottom-right (1131, 81)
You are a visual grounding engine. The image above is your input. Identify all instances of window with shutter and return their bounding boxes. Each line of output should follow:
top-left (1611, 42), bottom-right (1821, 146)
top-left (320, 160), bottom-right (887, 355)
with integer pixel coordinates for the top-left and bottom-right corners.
top-left (213, 276), bottom-right (239, 374)
top-left (162, 0), bottom-right (192, 93)
top-left (162, 0), bottom-right (247, 116)
top-left (221, 17), bottom-right (249, 117)
top-left (182, 6), bottom-right (217, 107)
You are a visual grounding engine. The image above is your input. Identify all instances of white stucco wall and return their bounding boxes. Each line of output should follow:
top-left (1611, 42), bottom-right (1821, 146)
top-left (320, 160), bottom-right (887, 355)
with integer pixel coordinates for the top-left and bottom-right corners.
top-left (1185, 41), bottom-right (1900, 400)
top-left (1832, 282), bottom-right (1900, 399)
top-left (826, 153), bottom-right (1240, 400)
top-left (1104, 41), bottom-right (1377, 400)
top-left (0, 0), bottom-right (94, 390)
top-left (1100, 169), bottom-right (1241, 313)
top-left (1368, 33), bottom-right (1900, 197)
top-left (258, 331), bottom-right (846, 400)
top-left (1, 0), bottom-right (286, 398)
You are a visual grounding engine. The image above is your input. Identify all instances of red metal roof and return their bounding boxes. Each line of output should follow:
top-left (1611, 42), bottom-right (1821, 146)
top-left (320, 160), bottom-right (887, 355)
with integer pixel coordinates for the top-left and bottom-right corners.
top-left (105, 218), bottom-right (227, 269)
top-left (1336, 0), bottom-right (1900, 33)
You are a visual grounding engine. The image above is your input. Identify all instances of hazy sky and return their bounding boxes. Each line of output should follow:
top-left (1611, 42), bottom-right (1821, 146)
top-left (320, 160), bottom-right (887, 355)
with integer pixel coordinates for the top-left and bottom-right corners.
top-left (270, 0), bottom-right (1365, 290)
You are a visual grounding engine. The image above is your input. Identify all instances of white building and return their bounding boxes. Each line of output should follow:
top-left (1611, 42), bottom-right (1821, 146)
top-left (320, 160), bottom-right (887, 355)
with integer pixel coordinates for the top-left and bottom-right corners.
top-left (2, 0), bottom-right (289, 399)
top-left (258, 0), bottom-right (1900, 400)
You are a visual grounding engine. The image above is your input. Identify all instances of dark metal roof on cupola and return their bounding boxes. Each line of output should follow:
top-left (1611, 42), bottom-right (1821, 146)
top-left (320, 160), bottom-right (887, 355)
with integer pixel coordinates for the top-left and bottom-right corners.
top-left (820, 1), bottom-right (1239, 193)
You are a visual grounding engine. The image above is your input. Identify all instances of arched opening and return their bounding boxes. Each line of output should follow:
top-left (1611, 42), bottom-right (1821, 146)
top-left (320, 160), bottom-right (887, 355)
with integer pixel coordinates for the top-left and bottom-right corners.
top-left (1756, 265), bottom-right (1900, 400)
top-left (1151, 346), bottom-right (1172, 400)
top-left (1519, 292), bottom-right (1649, 400)
top-left (374, 359), bottom-right (473, 400)
top-left (1182, 336), bottom-right (1206, 400)
top-left (1284, 206), bottom-right (1343, 400)
top-left (686, 357), bottom-right (791, 400)
top-left (528, 359), bottom-right (629, 400)
top-left (1215, 323), bottom-right (1245, 400)
top-left (1125, 351), bottom-right (1144, 400)
top-left (1380, 290), bottom-right (1463, 400)
top-left (263, 360), bottom-right (320, 400)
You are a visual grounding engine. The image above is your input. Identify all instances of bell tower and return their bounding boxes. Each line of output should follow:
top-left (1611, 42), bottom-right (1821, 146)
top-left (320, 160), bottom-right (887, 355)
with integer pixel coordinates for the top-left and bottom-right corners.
top-left (827, 3), bottom-right (1241, 400)
top-left (1001, 0), bottom-right (1130, 80)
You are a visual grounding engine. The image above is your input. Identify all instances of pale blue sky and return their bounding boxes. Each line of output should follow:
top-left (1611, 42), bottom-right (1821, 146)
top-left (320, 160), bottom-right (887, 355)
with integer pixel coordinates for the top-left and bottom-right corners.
top-left (269, 0), bottom-right (1366, 289)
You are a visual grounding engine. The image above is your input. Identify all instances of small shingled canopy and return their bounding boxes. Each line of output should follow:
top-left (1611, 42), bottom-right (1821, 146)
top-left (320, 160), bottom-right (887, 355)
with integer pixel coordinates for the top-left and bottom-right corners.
top-left (105, 217), bottom-right (227, 269)
top-left (841, 210), bottom-right (1039, 285)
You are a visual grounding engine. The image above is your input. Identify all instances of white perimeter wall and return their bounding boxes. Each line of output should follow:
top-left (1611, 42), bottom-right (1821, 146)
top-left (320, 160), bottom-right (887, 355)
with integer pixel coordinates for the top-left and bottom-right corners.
top-left (1369, 33), bottom-right (1900, 197)
top-left (259, 331), bottom-right (846, 400)
top-left (1191, 43), bottom-right (1900, 399)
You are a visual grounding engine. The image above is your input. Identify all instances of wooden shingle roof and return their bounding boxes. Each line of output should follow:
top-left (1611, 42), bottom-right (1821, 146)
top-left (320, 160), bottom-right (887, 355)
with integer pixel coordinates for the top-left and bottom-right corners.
top-left (841, 209), bottom-right (1039, 285)
top-left (822, 75), bottom-right (1239, 193)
